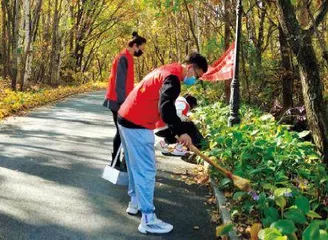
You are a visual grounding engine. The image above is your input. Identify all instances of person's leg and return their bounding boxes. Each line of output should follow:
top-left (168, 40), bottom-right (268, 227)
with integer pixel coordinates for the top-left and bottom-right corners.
top-left (155, 129), bottom-right (171, 154)
top-left (111, 110), bottom-right (121, 168)
top-left (119, 126), bottom-right (156, 213)
top-left (118, 124), bottom-right (138, 214)
top-left (118, 126), bottom-right (172, 234)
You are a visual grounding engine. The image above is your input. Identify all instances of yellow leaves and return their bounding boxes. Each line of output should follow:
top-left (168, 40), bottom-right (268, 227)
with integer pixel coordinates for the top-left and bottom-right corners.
top-left (0, 81), bottom-right (106, 120)
top-left (250, 223), bottom-right (262, 240)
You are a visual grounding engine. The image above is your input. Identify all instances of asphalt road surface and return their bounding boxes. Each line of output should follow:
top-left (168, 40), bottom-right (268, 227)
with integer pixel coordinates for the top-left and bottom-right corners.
top-left (0, 91), bottom-right (216, 240)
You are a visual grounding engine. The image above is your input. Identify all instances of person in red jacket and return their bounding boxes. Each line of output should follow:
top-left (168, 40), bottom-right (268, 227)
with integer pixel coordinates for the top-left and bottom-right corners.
top-left (103, 32), bottom-right (146, 169)
top-left (117, 53), bottom-right (208, 234)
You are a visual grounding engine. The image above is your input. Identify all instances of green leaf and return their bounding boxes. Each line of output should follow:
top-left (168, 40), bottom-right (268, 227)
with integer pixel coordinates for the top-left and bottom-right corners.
top-left (220, 178), bottom-right (231, 187)
top-left (242, 200), bottom-right (255, 214)
top-left (290, 0), bottom-right (297, 5)
top-left (232, 131), bottom-right (243, 141)
top-left (303, 223), bottom-right (320, 240)
top-left (284, 208), bottom-right (306, 224)
top-left (312, 220), bottom-right (327, 228)
top-left (276, 196), bottom-right (286, 209)
top-left (216, 223), bottom-right (234, 237)
top-left (296, 196), bottom-right (310, 214)
top-left (258, 228), bottom-right (287, 240)
top-left (274, 188), bottom-right (292, 198)
top-left (262, 218), bottom-right (276, 228)
top-left (308, 154), bottom-right (321, 160)
top-left (225, 138), bottom-right (233, 147)
top-left (264, 207), bottom-right (279, 221)
top-left (306, 210), bottom-right (322, 219)
top-left (270, 220), bottom-right (296, 235)
top-left (287, 233), bottom-right (298, 240)
top-left (233, 191), bottom-right (246, 201)
top-left (262, 183), bottom-right (276, 190)
top-left (319, 230), bottom-right (328, 240)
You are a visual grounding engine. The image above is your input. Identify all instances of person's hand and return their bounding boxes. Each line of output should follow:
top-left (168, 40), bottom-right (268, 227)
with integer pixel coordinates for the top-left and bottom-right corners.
top-left (178, 133), bottom-right (192, 147)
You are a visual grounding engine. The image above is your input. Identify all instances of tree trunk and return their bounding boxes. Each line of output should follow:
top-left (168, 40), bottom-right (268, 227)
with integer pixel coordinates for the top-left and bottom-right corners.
top-left (183, 0), bottom-right (200, 52)
top-left (3, 0), bottom-right (16, 89)
top-left (255, 2), bottom-right (266, 67)
top-left (57, 0), bottom-right (70, 84)
top-left (49, 0), bottom-right (60, 85)
top-left (278, 24), bottom-right (293, 109)
top-left (276, 0), bottom-right (328, 164)
top-left (20, 0), bottom-right (31, 90)
top-left (1, 0), bottom-right (8, 79)
top-left (20, 0), bottom-right (42, 90)
top-left (10, 0), bottom-right (19, 91)
top-left (69, 1), bottom-right (74, 54)
top-left (17, 0), bottom-right (24, 85)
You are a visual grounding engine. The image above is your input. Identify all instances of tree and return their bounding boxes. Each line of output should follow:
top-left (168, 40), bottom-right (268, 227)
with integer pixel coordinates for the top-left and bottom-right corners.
top-left (278, 24), bottom-right (293, 109)
top-left (20, 0), bottom-right (42, 90)
top-left (276, 0), bottom-right (328, 163)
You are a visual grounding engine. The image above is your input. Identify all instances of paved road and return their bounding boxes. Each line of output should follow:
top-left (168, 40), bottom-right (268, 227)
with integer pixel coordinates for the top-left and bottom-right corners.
top-left (0, 91), bottom-right (216, 240)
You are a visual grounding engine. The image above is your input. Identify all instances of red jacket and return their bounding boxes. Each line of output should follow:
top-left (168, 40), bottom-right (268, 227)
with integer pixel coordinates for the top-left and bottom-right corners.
top-left (105, 49), bottom-right (134, 111)
top-left (118, 63), bottom-right (184, 129)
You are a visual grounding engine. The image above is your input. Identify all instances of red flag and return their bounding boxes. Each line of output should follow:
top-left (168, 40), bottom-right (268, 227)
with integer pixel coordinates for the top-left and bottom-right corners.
top-left (201, 42), bottom-right (235, 81)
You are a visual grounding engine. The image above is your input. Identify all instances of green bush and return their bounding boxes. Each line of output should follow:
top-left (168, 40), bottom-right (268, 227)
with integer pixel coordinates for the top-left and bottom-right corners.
top-left (193, 102), bottom-right (328, 239)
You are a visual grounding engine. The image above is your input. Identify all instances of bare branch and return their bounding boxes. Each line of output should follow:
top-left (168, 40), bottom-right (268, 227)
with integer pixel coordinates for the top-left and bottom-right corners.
top-left (308, 0), bottom-right (328, 33)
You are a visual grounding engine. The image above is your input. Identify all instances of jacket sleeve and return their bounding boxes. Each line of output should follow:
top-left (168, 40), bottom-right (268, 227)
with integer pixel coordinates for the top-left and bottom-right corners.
top-left (115, 56), bottom-right (128, 105)
top-left (159, 75), bottom-right (188, 136)
top-left (175, 100), bottom-right (188, 121)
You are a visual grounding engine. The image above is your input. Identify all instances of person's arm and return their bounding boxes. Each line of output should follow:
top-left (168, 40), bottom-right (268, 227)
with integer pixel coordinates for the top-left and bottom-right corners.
top-left (115, 56), bottom-right (128, 105)
top-left (175, 100), bottom-right (189, 121)
top-left (159, 75), bottom-right (188, 136)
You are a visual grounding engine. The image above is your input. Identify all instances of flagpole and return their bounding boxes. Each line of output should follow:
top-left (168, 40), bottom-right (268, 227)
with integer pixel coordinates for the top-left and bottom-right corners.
top-left (228, 0), bottom-right (242, 126)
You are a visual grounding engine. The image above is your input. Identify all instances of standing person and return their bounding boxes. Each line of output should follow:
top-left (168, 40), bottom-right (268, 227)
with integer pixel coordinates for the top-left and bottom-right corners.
top-left (103, 32), bottom-right (146, 169)
top-left (117, 53), bottom-right (208, 234)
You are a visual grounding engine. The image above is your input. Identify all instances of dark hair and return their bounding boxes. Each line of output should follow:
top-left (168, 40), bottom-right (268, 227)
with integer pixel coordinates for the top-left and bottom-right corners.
top-left (184, 52), bottom-right (208, 73)
top-left (184, 94), bottom-right (198, 110)
top-left (128, 31), bottom-right (147, 47)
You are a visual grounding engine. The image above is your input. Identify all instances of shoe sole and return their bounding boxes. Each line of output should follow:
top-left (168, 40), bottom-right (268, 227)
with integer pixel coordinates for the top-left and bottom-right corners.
top-left (126, 208), bottom-right (139, 215)
top-left (161, 152), bottom-right (186, 157)
top-left (138, 224), bottom-right (173, 234)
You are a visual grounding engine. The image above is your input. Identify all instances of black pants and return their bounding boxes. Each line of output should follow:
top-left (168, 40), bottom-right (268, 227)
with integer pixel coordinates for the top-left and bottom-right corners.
top-left (111, 110), bottom-right (121, 168)
top-left (155, 121), bottom-right (206, 149)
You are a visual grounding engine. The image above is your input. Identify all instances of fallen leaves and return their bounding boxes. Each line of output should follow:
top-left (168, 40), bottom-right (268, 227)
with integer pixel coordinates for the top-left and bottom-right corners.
top-left (250, 223), bottom-right (262, 240)
top-left (211, 210), bottom-right (220, 224)
top-left (175, 165), bottom-right (210, 186)
top-left (0, 82), bottom-right (106, 120)
top-left (206, 196), bottom-right (216, 205)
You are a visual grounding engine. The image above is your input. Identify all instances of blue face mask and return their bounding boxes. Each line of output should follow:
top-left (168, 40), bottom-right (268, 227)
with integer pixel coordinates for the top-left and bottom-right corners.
top-left (183, 76), bottom-right (197, 86)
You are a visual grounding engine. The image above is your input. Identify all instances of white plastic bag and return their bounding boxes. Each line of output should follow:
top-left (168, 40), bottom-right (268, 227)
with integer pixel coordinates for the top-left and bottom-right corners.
top-left (102, 145), bottom-right (128, 185)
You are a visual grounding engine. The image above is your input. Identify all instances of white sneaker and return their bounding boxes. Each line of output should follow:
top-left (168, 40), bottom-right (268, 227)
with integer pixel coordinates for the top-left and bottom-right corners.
top-left (138, 213), bottom-right (173, 234)
top-left (155, 140), bottom-right (170, 154)
top-left (171, 143), bottom-right (188, 156)
top-left (126, 202), bottom-right (139, 215)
